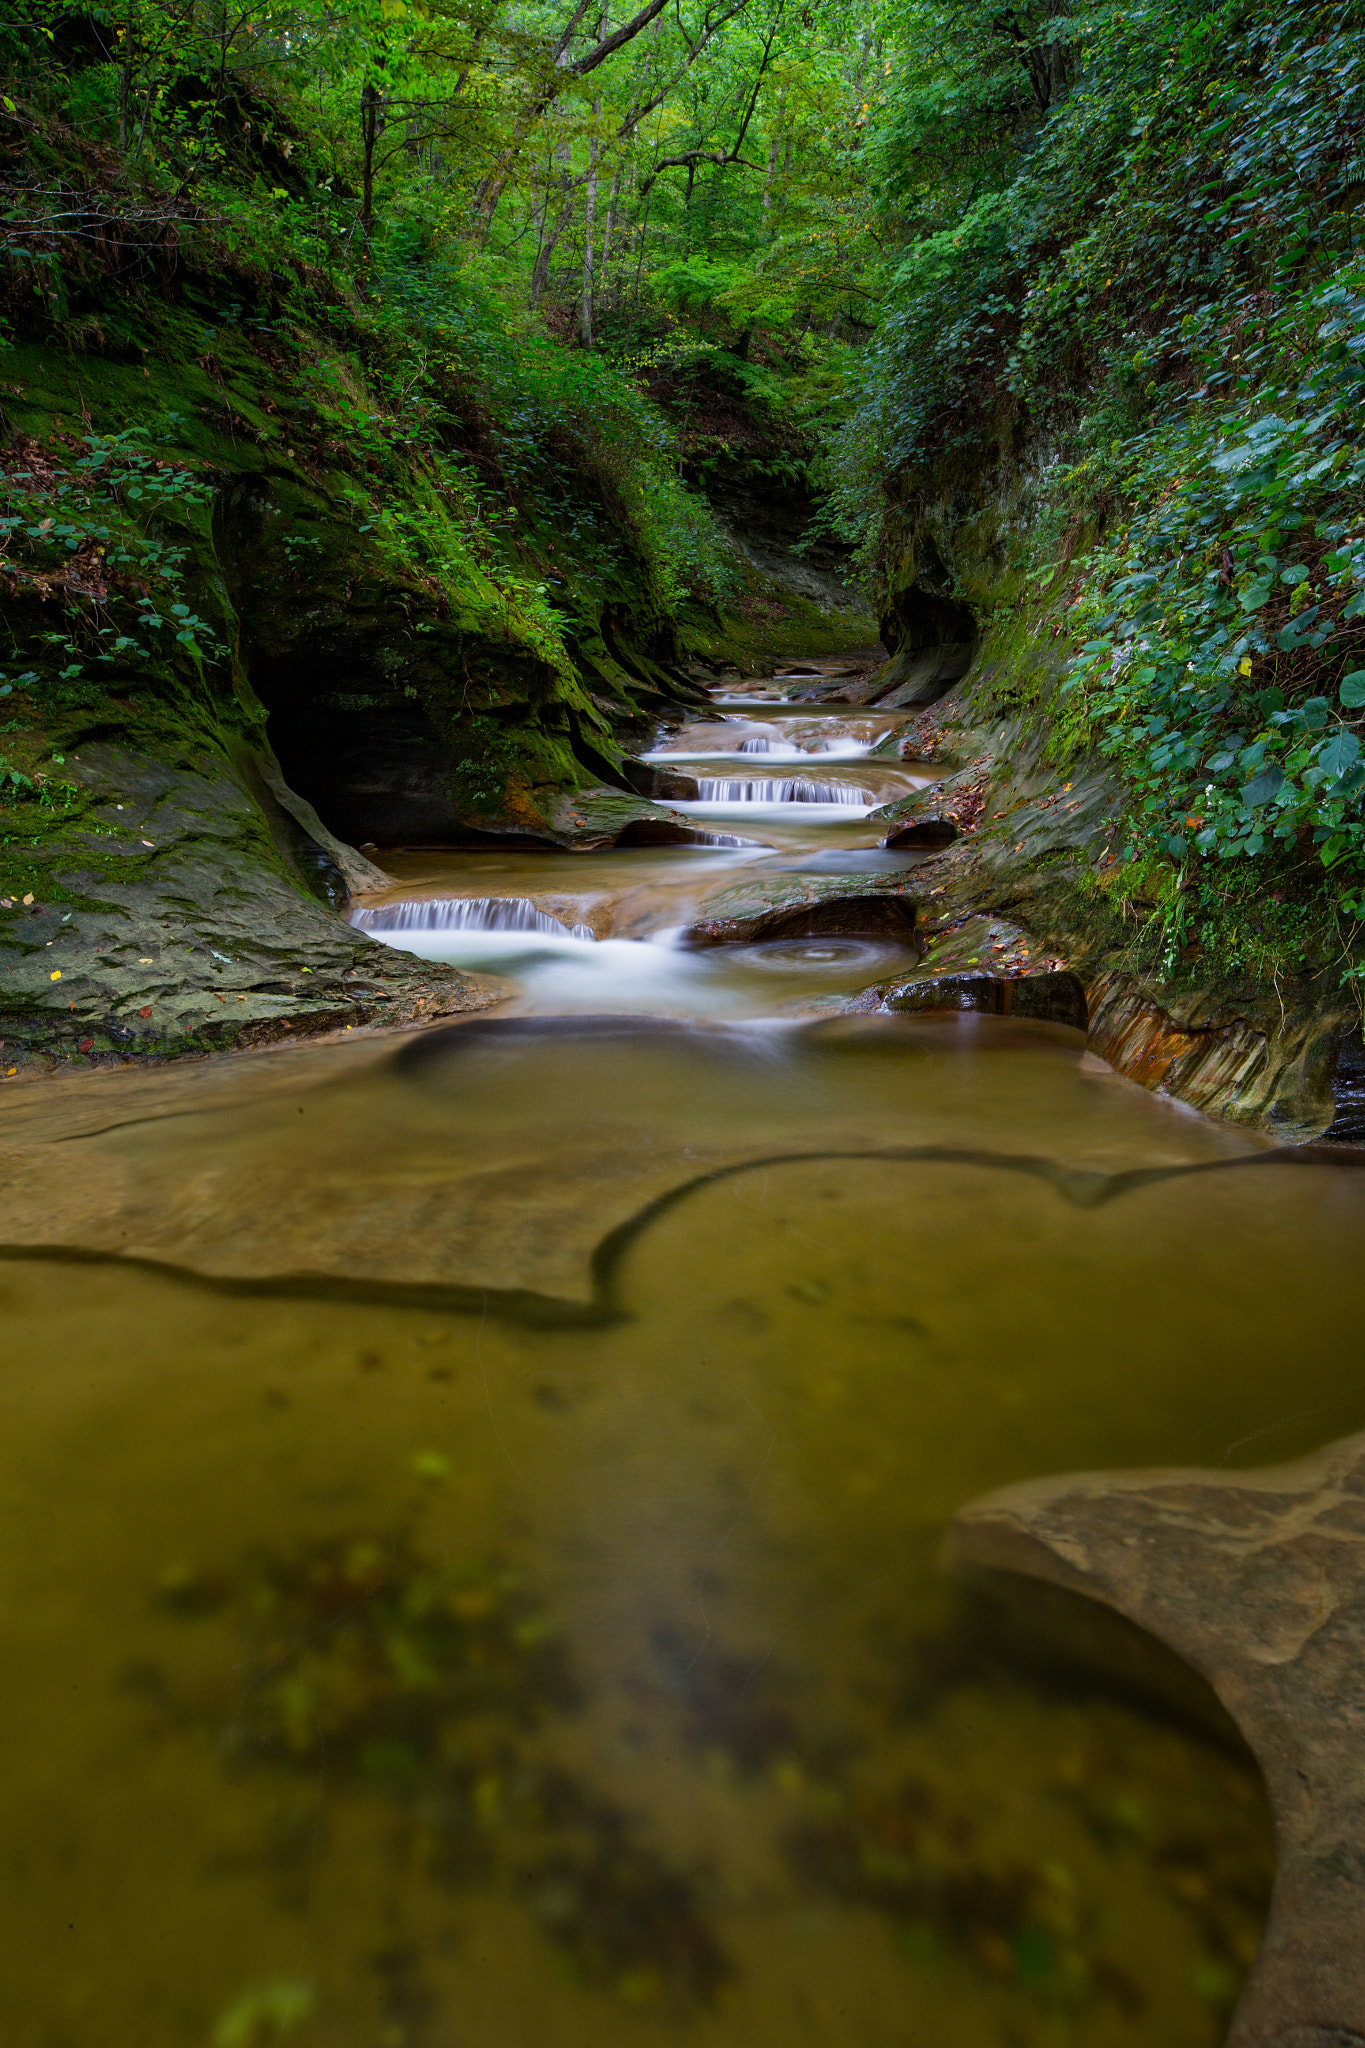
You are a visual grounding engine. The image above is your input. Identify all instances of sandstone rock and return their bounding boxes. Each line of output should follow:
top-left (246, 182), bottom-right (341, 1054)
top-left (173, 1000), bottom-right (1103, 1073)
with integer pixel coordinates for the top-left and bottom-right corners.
top-left (542, 786), bottom-right (701, 850)
top-left (871, 641), bottom-right (976, 708)
top-left (683, 870), bottom-right (919, 945)
top-left (946, 1434), bottom-right (1365, 2047)
top-left (1087, 970), bottom-right (1346, 1146)
top-left (878, 968), bottom-right (1088, 1030)
top-left (883, 816), bottom-right (959, 848)
top-left (0, 741), bottom-right (504, 1058)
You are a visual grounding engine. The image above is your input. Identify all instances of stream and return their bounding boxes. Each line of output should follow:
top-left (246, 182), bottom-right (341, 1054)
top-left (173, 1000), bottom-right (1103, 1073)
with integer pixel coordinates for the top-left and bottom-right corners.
top-left (346, 696), bottom-right (933, 1019)
top-left (6, 668), bottom-right (1365, 2048)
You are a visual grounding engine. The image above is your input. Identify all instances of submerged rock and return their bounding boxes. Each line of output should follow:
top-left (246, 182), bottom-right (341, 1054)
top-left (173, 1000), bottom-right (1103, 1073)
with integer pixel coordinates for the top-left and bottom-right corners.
top-left (1, 1008), bottom-right (1306, 1317)
top-left (946, 1434), bottom-right (1365, 2047)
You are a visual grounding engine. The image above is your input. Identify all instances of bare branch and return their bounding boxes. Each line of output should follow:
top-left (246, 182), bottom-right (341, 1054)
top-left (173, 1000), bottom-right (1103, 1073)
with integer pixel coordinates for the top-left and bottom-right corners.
top-left (550, 0), bottom-right (597, 62)
top-left (565, 0), bottom-right (671, 77)
top-left (636, 0), bottom-right (783, 196)
top-left (637, 146), bottom-right (763, 195)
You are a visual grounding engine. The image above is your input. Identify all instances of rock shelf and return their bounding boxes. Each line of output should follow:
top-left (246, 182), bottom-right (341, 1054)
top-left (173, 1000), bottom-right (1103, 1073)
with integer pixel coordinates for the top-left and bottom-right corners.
top-left (947, 1435), bottom-right (1365, 2048)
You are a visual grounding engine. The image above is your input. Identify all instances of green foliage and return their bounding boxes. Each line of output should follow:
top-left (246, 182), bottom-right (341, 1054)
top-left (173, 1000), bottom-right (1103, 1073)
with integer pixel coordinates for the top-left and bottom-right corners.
top-left (826, 0), bottom-right (1365, 981)
top-left (651, 256), bottom-right (750, 322)
top-left (0, 419), bottom-right (223, 707)
top-left (1060, 271), bottom-right (1365, 894)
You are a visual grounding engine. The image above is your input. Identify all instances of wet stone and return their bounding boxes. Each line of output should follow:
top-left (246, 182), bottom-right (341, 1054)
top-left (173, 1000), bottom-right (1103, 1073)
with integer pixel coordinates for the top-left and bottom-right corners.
top-left (876, 969), bottom-right (1089, 1031)
top-left (947, 1430), bottom-right (1365, 2047)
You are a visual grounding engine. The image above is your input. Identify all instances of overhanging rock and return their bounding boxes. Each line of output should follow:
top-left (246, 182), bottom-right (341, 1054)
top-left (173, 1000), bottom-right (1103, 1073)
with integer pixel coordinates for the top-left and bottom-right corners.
top-left (946, 1434), bottom-right (1365, 2048)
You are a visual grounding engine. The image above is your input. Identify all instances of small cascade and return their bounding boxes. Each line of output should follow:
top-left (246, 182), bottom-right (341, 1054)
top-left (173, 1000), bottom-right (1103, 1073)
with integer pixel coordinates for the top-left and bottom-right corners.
top-left (694, 777), bottom-right (875, 805)
top-left (646, 736), bottom-right (875, 764)
top-left (351, 897), bottom-right (595, 940)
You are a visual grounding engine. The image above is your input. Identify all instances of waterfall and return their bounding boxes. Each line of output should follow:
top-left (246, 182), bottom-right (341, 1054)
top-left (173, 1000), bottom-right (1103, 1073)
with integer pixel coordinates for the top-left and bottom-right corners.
top-left (738, 736), bottom-right (773, 752)
top-left (693, 777), bottom-right (874, 805)
top-left (351, 897), bottom-right (595, 940)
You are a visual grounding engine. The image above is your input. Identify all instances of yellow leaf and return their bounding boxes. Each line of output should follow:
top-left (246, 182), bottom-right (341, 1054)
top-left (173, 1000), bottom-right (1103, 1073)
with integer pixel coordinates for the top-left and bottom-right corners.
top-left (49, 969), bottom-right (61, 980)
top-left (1238, 657), bottom-right (1253, 676)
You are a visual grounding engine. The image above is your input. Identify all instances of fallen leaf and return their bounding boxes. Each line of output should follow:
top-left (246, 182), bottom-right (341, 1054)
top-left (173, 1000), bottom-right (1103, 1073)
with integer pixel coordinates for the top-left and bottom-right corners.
top-left (22, 892), bottom-right (33, 905)
top-left (139, 1005), bottom-right (152, 1018)
top-left (49, 969), bottom-right (61, 980)
top-left (78, 1038), bottom-right (93, 1053)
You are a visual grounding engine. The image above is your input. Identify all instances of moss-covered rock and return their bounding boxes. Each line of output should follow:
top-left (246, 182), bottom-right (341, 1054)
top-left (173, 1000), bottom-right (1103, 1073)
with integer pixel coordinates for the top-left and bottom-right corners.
top-left (0, 250), bottom-right (718, 1051)
top-left (0, 737), bottom-right (503, 1057)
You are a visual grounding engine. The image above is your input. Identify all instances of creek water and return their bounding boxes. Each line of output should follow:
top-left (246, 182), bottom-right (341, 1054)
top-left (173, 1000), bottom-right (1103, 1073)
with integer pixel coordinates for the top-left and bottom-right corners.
top-left (5, 671), bottom-right (1365, 2048)
top-left (344, 703), bottom-right (932, 1020)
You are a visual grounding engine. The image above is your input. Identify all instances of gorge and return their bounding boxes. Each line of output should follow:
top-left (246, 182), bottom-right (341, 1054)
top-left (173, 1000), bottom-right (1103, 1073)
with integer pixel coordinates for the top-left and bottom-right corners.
top-left (3, 1), bottom-right (1365, 2044)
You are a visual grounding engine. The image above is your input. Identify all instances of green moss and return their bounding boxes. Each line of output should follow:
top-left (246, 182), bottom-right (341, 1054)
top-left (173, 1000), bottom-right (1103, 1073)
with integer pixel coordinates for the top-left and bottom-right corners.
top-left (685, 592), bottom-right (879, 671)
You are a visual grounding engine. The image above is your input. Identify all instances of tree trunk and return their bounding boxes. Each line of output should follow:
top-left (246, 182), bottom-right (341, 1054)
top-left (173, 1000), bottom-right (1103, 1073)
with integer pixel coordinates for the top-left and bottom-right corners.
top-left (530, 188), bottom-right (575, 308)
top-left (360, 81), bottom-right (383, 254)
top-left (578, 103), bottom-right (600, 346)
top-left (529, 143), bottom-right (556, 282)
top-left (853, 28), bottom-right (872, 94)
top-left (598, 157), bottom-right (624, 318)
top-left (631, 183), bottom-right (654, 317)
top-left (762, 90), bottom-right (784, 221)
top-left (117, 8), bottom-right (132, 152)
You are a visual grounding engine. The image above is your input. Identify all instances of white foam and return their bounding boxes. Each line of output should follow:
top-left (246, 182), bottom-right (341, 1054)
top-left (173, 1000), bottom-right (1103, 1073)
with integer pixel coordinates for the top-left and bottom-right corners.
top-left (670, 800), bottom-right (878, 822)
top-left (643, 737), bottom-right (873, 764)
top-left (692, 778), bottom-right (875, 805)
top-left (350, 924), bottom-right (910, 1018)
top-left (351, 896), bottom-right (595, 940)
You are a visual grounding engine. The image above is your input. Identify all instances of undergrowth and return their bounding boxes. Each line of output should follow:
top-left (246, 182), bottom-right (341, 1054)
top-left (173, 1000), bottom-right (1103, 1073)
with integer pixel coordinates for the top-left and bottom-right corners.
top-left (834, 0), bottom-right (1365, 988)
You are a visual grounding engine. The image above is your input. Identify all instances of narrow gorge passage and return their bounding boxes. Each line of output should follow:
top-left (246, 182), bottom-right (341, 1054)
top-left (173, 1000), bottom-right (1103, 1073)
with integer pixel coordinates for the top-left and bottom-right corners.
top-left (6, 0), bottom-right (1365, 2036)
top-left (5, 659), bottom-right (1365, 2048)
